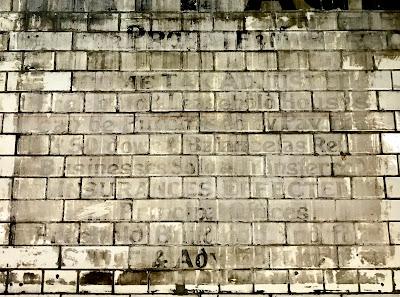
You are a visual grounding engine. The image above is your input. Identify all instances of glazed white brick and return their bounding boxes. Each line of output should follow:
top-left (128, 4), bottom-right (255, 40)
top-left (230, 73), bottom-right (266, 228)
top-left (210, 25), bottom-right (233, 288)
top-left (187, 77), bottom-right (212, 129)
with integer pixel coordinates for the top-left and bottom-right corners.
top-left (379, 91), bottom-right (400, 110)
top-left (200, 113), bottom-right (263, 132)
top-left (3, 114), bottom-right (69, 134)
top-left (265, 112), bottom-right (330, 131)
top-left (64, 200), bottom-right (131, 221)
top-left (132, 156), bottom-right (198, 176)
top-left (0, 179), bottom-right (11, 199)
top-left (266, 156), bottom-right (331, 176)
top-left (69, 114), bottom-right (134, 134)
top-left (352, 177), bottom-right (385, 199)
top-left (10, 32), bottom-right (72, 50)
top-left (7, 72), bottom-right (71, 91)
top-left (253, 223), bottom-right (286, 244)
top-left (61, 246), bottom-right (129, 269)
top-left (382, 133), bottom-right (400, 153)
top-left (333, 155), bottom-right (398, 176)
top-left (13, 178), bottom-right (46, 199)
top-left (0, 135), bottom-right (15, 155)
top-left (0, 247), bottom-right (59, 268)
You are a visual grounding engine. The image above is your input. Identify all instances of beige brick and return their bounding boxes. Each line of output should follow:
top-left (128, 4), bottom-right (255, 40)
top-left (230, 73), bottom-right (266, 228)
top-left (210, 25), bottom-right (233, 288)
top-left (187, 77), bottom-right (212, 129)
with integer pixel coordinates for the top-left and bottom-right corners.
top-left (50, 135), bottom-right (83, 155)
top-left (47, 178), bottom-right (80, 199)
top-left (339, 246), bottom-right (400, 268)
top-left (70, 114), bottom-right (133, 134)
top-left (13, 178), bottom-right (46, 199)
top-left (64, 200), bottom-right (131, 221)
top-left (201, 112), bottom-right (263, 132)
top-left (183, 92), bottom-right (214, 111)
top-left (56, 51), bottom-right (87, 70)
top-left (313, 91), bottom-right (346, 111)
top-left (314, 134), bottom-right (347, 155)
top-left (254, 270), bottom-right (288, 293)
top-left (318, 177), bottom-right (351, 198)
top-left (84, 135), bottom-right (116, 155)
top-left (386, 177), bottom-right (400, 198)
top-left (8, 269), bottom-right (41, 293)
top-left (359, 270), bottom-right (392, 292)
top-left (379, 91), bottom-right (400, 110)
top-left (115, 223), bottom-right (148, 245)
top-left (13, 200), bottom-right (62, 222)
top-left (331, 112), bottom-right (395, 131)
top-left (215, 133), bottom-right (248, 154)
top-left (278, 51), bottom-right (309, 70)
top-left (136, 113), bottom-right (198, 133)
top-left (324, 270), bottom-right (358, 293)
top-left (88, 52), bottom-right (119, 70)
top-left (149, 222), bottom-right (183, 245)
top-left (10, 32), bottom-right (72, 50)
top-left (218, 223), bottom-right (251, 245)
top-left (182, 177), bottom-right (216, 199)
top-left (80, 223), bottom-right (113, 245)
top-left (183, 222), bottom-right (217, 245)
top-left (116, 178), bottom-right (148, 199)
top-left (217, 177), bottom-right (249, 198)
top-left (355, 223), bottom-right (389, 244)
top-left (24, 52), bottom-right (54, 70)
top-left (289, 270), bottom-right (323, 293)
top-left (17, 135), bottom-right (49, 155)
top-left (3, 114), bottom-right (68, 134)
top-left (19, 93), bottom-right (51, 112)
top-left (266, 156), bottom-right (331, 176)
top-left (246, 52), bottom-right (277, 70)
top-left (52, 93), bottom-right (84, 112)
top-left (133, 156), bottom-right (197, 176)
top-left (348, 134), bottom-right (381, 154)
top-left (88, 13), bottom-right (119, 31)
top-left (270, 246), bottom-right (337, 268)
top-left (66, 156), bottom-right (131, 176)
top-left (265, 112), bottom-right (330, 131)
top-left (336, 200), bottom-right (382, 221)
top-left (342, 52), bottom-right (374, 70)
top-left (117, 135), bottom-right (149, 155)
top-left (310, 51), bottom-right (341, 70)
top-left (0, 52), bottom-right (21, 71)
top-left (150, 134), bottom-right (181, 154)
top-left (249, 134), bottom-right (281, 154)
top-left (253, 223), bottom-right (285, 244)
top-left (61, 246), bottom-right (129, 269)
top-left (150, 177), bottom-right (182, 198)
top-left (333, 155), bottom-right (398, 176)
top-left (269, 200), bottom-right (335, 222)
top-left (81, 178), bottom-right (115, 199)
top-left (200, 156), bottom-right (263, 176)
top-left (44, 270), bottom-right (77, 293)
top-left (183, 134), bottom-right (214, 155)
top-left (201, 72), bottom-right (264, 91)
top-left (352, 177), bottom-right (385, 199)
top-left (119, 93), bottom-right (150, 112)
top-left (12, 156), bottom-right (64, 177)
top-left (151, 92), bottom-right (183, 111)
top-left (85, 93), bottom-right (117, 112)
top-left (215, 52), bottom-right (245, 70)
top-left (0, 178), bottom-right (11, 199)
top-left (281, 134), bottom-right (313, 154)
top-left (374, 52), bottom-right (400, 69)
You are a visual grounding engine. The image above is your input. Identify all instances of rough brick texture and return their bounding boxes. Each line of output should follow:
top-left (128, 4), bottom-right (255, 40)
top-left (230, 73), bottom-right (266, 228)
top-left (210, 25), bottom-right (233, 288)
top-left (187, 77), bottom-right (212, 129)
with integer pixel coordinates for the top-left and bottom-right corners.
top-left (0, 0), bottom-right (399, 296)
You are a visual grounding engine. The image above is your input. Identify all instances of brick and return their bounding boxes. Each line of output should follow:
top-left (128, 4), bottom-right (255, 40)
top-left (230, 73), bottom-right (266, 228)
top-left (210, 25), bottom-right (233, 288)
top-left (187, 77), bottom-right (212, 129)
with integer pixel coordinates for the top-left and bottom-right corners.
top-left (14, 223), bottom-right (79, 245)
top-left (3, 114), bottom-right (68, 134)
top-left (216, 92), bottom-right (278, 111)
top-left (342, 52), bottom-right (374, 70)
top-left (379, 92), bottom-right (400, 110)
top-left (217, 177), bottom-right (249, 198)
top-left (10, 32), bottom-right (72, 50)
top-left (339, 246), bottom-right (400, 268)
top-left (47, 178), bottom-right (80, 199)
top-left (183, 134), bottom-right (214, 155)
top-left (215, 134), bottom-right (248, 155)
top-left (269, 200), bottom-right (335, 222)
top-left (251, 177), bottom-right (283, 199)
top-left (183, 177), bottom-right (216, 199)
top-left (53, 93), bottom-right (84, 112)
top-left (374, 52), bottom-right (400, 69)
top-left (265, 112), bottom-right (330, 131)
top-left (116, 178), bottom-right (148, 199)
top-left (270, 246), bottom-right (337, 268)
top-left (80, 223), bottom-right (113, 245)
top-left (309, 51), bottom-right (341, 70)
top-left (359, 270), bottom-right (392, 293)
top-left (254, 270), bottom-right (288, 293)
top-left (70, 114), bottom-right (133, 134)
top-left (132, 156), bottom-right (197, 176)
top-left (352, 177), bottom-right (385, 199)
top-left (56, 52), bottom-right (87, 70)
top-left (0, 52), bottom-right (22, 71)
top-left (274, 32), bottom-right (325, 50)
top-left (333, 155), bottom-right (398, 176)
top-left (246, 52), bottom-right (277, 70)
top-left (278, 51), bottom-right (309, 70)
top-left (64, 200), bottom-right (131, 221)
top-left (150, 177), bottom-right (182, 198)
top-left (44, 270), bottom-right (77, 293)
top-left (119, 93), bottom-right (150, 112)
top-left (13, 200), bottom-right (62, 222)
top-left (284, 177), bottom-right (317, 198)
top-left (280, 92), bottom-right (312, 111)
top-left (348, 133), bottom-right (381, 154)
top-left (117, 135), bottom-right (149, 155)
top-left (183, 92), bottom-right (214, 111)
top-left (183, 222), bottom-right (217, 245)
top-left (115, 223), bottom-right (148, 245)
top-left (13, 178), bottom-right (46, 199)
top-left (355, 223), bottom-right (389, 244)
top-left (327, 71), bottom-right (392, 90)
top-left (324, 270), bottom-right (358, 293)
top-left (65, 156), bottom-right (131, 176)
top-left (318, 177), bottom-right (351, 198)
top-left (313, 91), bottom-right (346, 111)
top-left (347, 92), bottom-right (378, 111)
top-left (266, 156), bottom-right (331, 176)
top-left (0, 135), bottom-right (15, 154)
top-left (281, 134), bottom-right (313, 154)
top-left (84, 135), bottom-right (116, 155)
top-left (151, 92), bottom-right (183, 111)
top-left (0, 247), bottom-right (58, 268)
top-left (289, 270), bottom-right (323, 293)
top-left (331, 112), bottom-right (395, 131)
top-left (200, 156), bottom-right (263, 176)
top-left (19, 93), bottom-right (51, 112)
top-left (7, 72), bottom-right (71, 91)
top-left (88, 52), bottom-right (120, 70)
top-left (201, 112), bottom-right (263, 132)
top-left (61, 247), bottom-right (129, 269)
top-left (336, 200), bottom-right (382, 221)
top-left (386, 177), bottom-right (400, 198)
top-left (249, 134), bottom-right (280, 154)
top-left (253, 223), bottom-right (285, 244)
top-left (0, 179), bottom-right (11, 199)
top-left (81, 177), bottom-right (115, 199)
top-left (50, 135), bottom-right (83, 155)
top-left (74, 72), bottom-right (199, 91)
top-left (136, 113), bottom-right (198, 133)
top-left (382, 133), bottom-right (400, 153)
top-left (12, 156), bottom-right (64, 177)
top-left (24, 52), bottom-right (54, 70)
